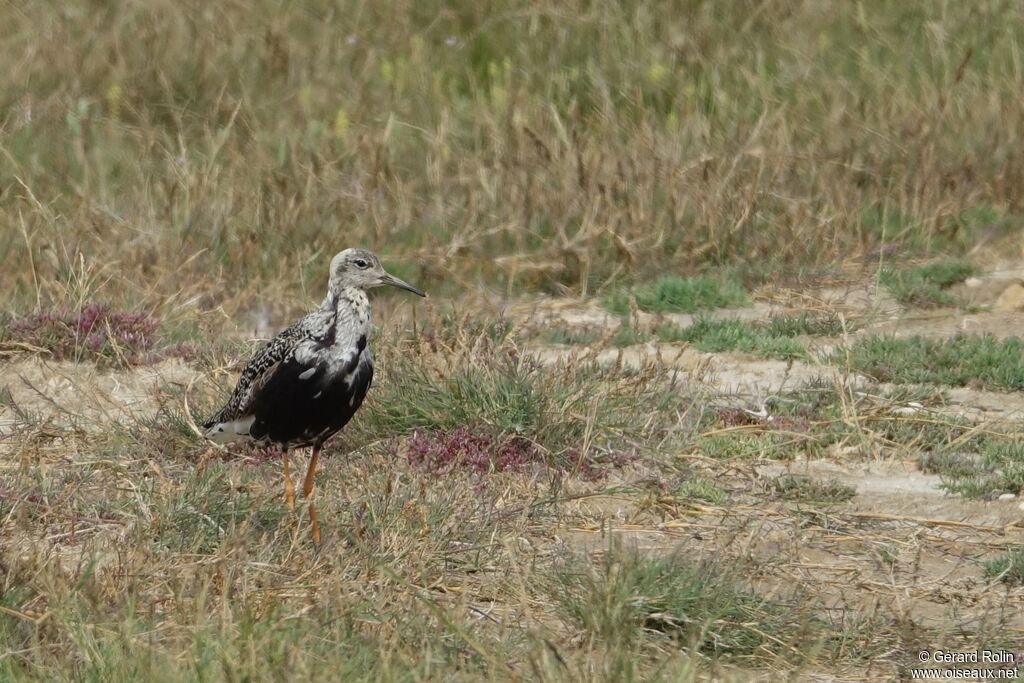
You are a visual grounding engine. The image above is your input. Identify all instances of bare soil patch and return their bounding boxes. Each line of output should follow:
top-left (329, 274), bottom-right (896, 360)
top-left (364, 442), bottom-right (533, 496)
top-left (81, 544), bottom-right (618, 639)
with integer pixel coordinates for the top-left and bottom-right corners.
top-left (5, 267), bottom-right (1024, 680)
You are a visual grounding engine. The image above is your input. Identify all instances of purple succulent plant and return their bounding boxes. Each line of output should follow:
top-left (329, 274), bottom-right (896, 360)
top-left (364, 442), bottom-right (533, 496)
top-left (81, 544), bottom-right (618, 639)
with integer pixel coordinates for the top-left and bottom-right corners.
top-left (404, 426), bottom-right (633, 481)
top-left (406, 426), bottom-right (537, 475)
top-left (3, 303), bottom-right (191, 365)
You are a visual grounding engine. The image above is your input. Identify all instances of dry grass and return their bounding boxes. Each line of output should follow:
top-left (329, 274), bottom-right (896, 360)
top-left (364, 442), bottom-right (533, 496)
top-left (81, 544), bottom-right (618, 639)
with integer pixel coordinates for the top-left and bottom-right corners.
top-left (3, 311), bottom-right (1024, 680)
top-left (2, 1), bottom-right (1023, 315)
top-left (4, 1), bottom-right (1024, 680)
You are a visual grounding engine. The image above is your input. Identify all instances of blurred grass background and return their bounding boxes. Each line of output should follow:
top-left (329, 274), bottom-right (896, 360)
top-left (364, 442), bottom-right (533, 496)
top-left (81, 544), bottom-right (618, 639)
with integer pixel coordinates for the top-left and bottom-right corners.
top-left (1, 0), bottom-right (1022, 313)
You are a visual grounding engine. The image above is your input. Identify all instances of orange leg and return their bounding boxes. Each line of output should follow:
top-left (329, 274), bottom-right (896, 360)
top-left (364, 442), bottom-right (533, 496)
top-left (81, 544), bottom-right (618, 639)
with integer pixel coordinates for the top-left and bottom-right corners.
top-left (302, 445), bottom-right (320, 498)
top-left (303, 444), bottom-right (322, 544)
top-left (282, 447), bottom-right (296, 515)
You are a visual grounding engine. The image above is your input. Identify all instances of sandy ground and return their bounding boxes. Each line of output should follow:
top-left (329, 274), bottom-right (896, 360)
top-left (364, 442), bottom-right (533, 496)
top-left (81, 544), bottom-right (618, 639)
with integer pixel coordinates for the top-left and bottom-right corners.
top-left (0, 357), bottom-right (201, 435)
top-left (3, 266), bottom-right (1024, 680)
top-left (512, 266), bottom-right (1024, 662)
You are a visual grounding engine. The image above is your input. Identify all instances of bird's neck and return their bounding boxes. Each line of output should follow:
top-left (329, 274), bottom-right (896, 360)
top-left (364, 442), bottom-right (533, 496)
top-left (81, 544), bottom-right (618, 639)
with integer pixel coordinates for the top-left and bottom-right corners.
top-left (323, 286), bottom-right (371, 345)
top-left (323, 285), bottom-right (369, 309)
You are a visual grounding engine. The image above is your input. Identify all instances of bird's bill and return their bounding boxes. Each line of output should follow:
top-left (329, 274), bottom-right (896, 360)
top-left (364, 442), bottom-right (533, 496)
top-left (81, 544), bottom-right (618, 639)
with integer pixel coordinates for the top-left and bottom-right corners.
top-left (379, 272), bottom-right (426, 297)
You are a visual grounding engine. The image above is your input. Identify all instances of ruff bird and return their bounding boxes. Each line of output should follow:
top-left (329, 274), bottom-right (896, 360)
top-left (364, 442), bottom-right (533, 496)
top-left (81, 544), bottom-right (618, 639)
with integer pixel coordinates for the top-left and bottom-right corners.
top-left (202, 248), bottom-right (425, 543)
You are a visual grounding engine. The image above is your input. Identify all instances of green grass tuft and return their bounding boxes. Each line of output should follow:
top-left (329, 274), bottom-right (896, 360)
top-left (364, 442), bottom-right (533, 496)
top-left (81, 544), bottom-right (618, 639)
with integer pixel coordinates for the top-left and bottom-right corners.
top-left (879, 259), bottom-right (978, 308)
top-left (763, 312), bottom-right (852, 337)
top-left (932, 440), bottom-right (1024, 500)
top-left (147, 467), bottom-right (286, 553)
top-left (541, 327), bottom-right (600, 346)
top-left (983, 547), bottom-right (1024, 585)
top-left (657, 317), bottom-right (807, 360)
top-left (554, 546), bottom-right (821, 665)
top-left (612, 321), bottom-right (648, 347)
top-left (353, 338), bottom-right (675, 470)
top-left (672, 478), bottom-right (728, 505)
top-left (539, 322), bottom-right (648, 348)
top-left (841, 334), bottom-right (1024, 390)
top-left (768, 475), bottom-right (856, 504)
top-left (605, 275), bottom-right (748, 315)
top-left (697, 432), bottom-right (805, 461)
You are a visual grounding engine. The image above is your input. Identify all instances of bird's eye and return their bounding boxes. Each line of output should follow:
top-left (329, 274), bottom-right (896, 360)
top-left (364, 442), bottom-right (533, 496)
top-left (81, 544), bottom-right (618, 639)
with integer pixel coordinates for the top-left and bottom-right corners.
top-left (354, 259), bottom-right (369, 269)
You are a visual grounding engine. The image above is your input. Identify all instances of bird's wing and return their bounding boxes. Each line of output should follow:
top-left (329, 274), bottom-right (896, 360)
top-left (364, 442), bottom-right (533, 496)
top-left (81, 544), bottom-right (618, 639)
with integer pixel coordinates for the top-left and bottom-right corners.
top-left (203, 309), bottom-right (335, 429)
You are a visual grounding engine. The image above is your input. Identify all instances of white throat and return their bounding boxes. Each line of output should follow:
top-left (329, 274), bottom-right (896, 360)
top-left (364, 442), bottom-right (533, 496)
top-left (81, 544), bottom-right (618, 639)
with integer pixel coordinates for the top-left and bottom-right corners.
top-left (332, 286), bottom-right (372, 347)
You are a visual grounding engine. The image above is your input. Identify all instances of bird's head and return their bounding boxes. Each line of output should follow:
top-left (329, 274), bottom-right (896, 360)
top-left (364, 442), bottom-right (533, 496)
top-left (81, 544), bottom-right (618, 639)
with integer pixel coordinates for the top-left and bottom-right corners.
top-left (327, 248), bottom-right (426, 298)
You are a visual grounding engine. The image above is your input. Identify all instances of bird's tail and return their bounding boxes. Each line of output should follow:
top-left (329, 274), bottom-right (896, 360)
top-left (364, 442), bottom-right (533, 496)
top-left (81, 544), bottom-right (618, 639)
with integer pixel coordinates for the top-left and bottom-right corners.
top-left (203, 415), bottom-right (256, 444)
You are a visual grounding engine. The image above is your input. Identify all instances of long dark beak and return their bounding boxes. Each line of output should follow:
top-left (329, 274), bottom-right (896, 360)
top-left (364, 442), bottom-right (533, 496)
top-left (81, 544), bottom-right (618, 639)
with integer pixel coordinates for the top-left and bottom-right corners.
top-left (379, 272), bottom-right (426, 297)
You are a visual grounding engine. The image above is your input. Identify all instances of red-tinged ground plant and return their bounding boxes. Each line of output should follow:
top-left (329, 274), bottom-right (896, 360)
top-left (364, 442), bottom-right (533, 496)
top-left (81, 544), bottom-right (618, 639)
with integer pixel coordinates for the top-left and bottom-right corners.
top-left (1, 304), bottom-right (192, 366)
top-left (348, 316), bottom-right (677, 477)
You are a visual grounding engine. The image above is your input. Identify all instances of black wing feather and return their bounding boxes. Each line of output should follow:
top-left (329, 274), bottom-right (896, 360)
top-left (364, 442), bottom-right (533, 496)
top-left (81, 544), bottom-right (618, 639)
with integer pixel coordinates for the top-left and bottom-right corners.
top-left (248, 351), bottom-right (373, 447)
top-left (202, 311), bottom-right (335, 429)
